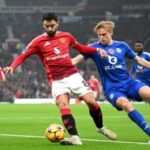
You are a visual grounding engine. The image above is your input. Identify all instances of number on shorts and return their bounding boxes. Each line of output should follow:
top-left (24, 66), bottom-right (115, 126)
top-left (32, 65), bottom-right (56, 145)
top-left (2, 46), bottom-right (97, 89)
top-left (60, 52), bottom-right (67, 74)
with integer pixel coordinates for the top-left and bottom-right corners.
top-left (82, 80), bottom-right (88, 87)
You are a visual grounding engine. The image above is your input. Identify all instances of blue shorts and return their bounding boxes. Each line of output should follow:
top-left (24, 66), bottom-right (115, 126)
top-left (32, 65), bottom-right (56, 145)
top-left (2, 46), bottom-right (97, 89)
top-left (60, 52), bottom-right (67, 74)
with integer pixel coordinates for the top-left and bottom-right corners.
top-left (106, 79), bottom-right (146, 110)
top-left (140, 79), bottom-right (150, 87)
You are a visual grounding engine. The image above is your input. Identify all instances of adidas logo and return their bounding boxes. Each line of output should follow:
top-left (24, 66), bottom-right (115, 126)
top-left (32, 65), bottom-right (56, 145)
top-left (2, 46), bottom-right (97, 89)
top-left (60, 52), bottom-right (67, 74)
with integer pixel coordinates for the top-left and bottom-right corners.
top-left (44, 41), bottom-right (51, 46)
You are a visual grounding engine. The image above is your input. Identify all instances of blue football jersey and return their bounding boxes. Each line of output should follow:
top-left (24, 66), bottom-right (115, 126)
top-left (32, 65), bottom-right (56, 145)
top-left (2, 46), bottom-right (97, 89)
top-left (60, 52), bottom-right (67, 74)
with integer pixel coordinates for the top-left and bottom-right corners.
top-left (83, 41), bottom-right (136, 93)
top-left (130, 52), bottom-right (150, 85)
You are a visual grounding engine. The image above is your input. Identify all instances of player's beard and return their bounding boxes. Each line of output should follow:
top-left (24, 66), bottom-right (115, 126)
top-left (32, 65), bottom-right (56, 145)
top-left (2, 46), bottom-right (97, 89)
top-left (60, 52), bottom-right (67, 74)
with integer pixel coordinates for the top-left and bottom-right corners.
top-left (47, 30), bottom-right (57, 37)
top-left (136, 48), bottom-right (143, 55)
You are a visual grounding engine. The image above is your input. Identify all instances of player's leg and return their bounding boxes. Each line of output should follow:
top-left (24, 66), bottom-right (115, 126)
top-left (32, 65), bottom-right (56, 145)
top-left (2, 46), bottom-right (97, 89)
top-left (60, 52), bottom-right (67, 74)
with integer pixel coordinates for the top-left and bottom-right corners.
top-left (116, 96), bottom-right (150, 137)
top-left (56, 94), bottom-right (82, 145)
top-left (56, 94), bottom-right (78, 136)
top-left (129, 82), bottom-right (150, 137)
top-left (52, 79), bottom-right (82, 145)
top-left (81, 93), bottom-right (117, 140)
top-left (108, 88), bottom-right (150, 136)
top-left (139, 85), bottom-right (150, 103)
top-left (81, 93), bottom-right (103, 129)
top-left (70, 73), bottom-right (117, 140)
top-left (138, 86), bottom-right (150, 140)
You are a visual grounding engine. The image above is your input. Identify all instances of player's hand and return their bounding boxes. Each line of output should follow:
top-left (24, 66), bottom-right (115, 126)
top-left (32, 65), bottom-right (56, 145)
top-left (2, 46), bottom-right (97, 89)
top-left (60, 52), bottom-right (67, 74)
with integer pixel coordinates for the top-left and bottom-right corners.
top-left (0, 68), bottom-right (6, 82)
top-left (3, 67), bottom-right (14, 74)
top-left (97, 48), bottom-right (108, 58)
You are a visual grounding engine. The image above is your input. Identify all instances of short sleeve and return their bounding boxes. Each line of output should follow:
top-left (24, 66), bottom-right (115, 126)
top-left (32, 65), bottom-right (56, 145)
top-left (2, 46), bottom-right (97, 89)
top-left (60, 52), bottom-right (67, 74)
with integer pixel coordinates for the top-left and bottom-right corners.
top-left (124, 42), bottom-right (136, 59)
top-left (22, 38), bottom-right (38, 55)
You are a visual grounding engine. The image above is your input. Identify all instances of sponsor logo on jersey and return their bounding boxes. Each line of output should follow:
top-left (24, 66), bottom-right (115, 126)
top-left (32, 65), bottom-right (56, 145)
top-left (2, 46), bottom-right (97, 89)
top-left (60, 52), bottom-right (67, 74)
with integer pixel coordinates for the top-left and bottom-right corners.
top-left (105, 65), bottom-right (122, 70)
top-left (108, 55), bottom-right (117, 65)
top-left (46, 54), bottom-right (69, 61)
top-left (54, 47), bottom-right (60, 54)
top-left (104, 55), bottom-right (122, 70)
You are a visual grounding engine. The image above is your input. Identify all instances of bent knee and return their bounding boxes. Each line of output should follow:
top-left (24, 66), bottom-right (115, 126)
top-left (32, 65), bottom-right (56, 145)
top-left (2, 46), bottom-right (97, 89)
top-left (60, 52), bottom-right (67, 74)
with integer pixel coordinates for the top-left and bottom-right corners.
top-left (56, 94), bottom-right (70, 109)
top-left (81, 93), bottom-right (97, 105)
top-left (116, 98), bottom-right (133, 112)
top-left (139, 86), bottom-right (150, 100)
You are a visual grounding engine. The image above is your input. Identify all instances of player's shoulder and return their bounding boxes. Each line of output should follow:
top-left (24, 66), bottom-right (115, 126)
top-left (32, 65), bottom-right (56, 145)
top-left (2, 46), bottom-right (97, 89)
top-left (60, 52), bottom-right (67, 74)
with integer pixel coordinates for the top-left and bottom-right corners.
top-left (88, 41), bottom-right (100, 47)
top-left (113, 41), bottom-right (131, 50)
top-left (57, 31), bottom-right (73, 37)
top-left (25, 33), bottom-right (45, 48)
top-left (113, 40), bottom-right (128, 46)
top-left (143, 51), bottom-right (150, 57)
top-left (30, 33), bottom-right (46, 43)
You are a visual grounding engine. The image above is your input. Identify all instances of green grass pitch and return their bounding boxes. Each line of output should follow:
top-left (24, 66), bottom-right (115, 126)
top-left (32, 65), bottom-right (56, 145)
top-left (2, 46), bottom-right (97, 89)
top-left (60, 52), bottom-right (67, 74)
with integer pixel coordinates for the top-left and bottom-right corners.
top-left (0, 103), bottom-right (150, 150)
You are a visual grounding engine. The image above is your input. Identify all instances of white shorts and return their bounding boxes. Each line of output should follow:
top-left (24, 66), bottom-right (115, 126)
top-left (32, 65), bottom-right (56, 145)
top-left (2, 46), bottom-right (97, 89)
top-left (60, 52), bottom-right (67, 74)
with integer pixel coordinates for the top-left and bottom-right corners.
top-left (93, 91), bottom-right (98, 99)
top-left (52, 73), bottom-right (92, 100)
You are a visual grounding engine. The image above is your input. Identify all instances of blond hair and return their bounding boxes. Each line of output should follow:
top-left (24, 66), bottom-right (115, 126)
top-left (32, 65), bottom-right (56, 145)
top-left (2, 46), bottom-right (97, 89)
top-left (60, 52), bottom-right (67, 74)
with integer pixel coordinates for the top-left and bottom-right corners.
top-left (93, 20), bottom-right (115, 35)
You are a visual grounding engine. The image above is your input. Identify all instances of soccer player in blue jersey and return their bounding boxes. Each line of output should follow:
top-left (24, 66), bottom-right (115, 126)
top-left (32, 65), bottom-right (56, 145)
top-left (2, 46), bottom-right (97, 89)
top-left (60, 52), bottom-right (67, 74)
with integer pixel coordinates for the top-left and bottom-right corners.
top-left (72, 21), bottom-right (150, 143)
top-left (130, 41), bottom-right (150, 86)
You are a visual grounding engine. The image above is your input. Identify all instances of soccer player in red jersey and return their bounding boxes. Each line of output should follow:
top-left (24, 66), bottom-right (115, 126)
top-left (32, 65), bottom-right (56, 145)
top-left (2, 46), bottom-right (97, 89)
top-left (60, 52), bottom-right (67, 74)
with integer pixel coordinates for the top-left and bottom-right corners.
top-left (3, 13), bottom-right (116, 145)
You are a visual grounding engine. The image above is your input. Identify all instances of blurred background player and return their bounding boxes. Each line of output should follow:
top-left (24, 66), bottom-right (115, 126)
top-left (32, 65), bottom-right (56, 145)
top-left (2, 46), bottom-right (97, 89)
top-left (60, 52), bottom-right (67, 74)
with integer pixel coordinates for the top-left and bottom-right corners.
top-left (87, 74), bottom-right (103, 100)
top-left (72, 20), bottom-right (150, 143)
top-left (130, 41), bottom-right (150, 86)
top-left (3, 13), bottom-right (116, 145)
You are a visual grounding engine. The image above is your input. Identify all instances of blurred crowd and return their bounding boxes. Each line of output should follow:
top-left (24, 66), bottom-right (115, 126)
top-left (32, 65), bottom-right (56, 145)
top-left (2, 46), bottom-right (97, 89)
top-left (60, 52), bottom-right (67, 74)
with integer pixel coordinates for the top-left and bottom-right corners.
top-left (0, 0), bottom-right (150, 101)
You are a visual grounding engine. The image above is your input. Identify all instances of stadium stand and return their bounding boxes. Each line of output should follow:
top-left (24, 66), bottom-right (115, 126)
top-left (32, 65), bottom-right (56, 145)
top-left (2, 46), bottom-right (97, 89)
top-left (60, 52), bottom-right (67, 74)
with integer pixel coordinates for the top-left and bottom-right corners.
top-left (5, 0), bottom-right (82, 6)
top-left (0, 0), bottom-right (150, 100)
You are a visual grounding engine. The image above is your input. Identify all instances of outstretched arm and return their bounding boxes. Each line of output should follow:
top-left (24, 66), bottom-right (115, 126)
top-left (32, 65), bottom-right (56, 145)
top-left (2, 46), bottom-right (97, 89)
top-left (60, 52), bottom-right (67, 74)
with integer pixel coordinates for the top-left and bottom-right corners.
top-left (3, 54), bottom-right (28, 74)
top-left (72, 43), bottom-right (108, 59)
top-left (134, 55), bottom-right (150, 69)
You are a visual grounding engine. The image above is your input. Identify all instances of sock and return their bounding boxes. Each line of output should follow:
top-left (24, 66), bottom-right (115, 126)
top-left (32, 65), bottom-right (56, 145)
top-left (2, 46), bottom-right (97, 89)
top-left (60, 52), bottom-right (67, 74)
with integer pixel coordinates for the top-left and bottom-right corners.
top-left (128, 109), bottom-right (150, 136)
top-left (89, 103), bottom-right (103, 128)
top-left (60, 108), bottom-right (78, 136)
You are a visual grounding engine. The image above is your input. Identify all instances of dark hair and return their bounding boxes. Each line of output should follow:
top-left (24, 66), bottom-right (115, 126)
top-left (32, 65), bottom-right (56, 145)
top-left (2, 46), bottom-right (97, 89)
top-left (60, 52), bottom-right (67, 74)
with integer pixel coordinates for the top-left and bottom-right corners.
top-left (42, 12), bottom-right (58, 22)
top-left (135, 40), bottom-right (144, 44)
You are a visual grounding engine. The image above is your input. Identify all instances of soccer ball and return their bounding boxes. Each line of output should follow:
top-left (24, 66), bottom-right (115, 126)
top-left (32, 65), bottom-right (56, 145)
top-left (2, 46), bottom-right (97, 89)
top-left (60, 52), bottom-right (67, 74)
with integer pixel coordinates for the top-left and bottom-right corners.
top-left (45, 123), bottom-right (65, 142)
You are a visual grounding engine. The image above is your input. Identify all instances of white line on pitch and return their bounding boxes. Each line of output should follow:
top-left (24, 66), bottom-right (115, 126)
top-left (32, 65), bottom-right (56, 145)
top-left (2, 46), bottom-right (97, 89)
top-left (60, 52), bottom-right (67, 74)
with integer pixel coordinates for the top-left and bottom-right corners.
top-left (0, 133), bottom-right (44, 139)
top-left (0, 133), bottom-right (149, 145)
top-left (0, 115), bottom-right (149, 120)
top-left (81, 138), bottom-right (150, 145)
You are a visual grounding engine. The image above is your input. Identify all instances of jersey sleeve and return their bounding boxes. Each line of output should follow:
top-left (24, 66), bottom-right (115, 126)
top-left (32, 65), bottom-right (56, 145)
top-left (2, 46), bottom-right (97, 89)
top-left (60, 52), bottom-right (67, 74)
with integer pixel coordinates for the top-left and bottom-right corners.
top-left (10, 38), bottom-right (38, 69)
top-left (145, 52), bottom-right (150, 61)
top-left (124, 42), bottom-right (136, 59)
top-left (68, 33), bottom-right (97, 53)
top-left (22, 38), bottom-right (38, 56)
top-left (67, 33), bottom-right (78, 47)
top-left (81, 43), bottom-right (98, 60)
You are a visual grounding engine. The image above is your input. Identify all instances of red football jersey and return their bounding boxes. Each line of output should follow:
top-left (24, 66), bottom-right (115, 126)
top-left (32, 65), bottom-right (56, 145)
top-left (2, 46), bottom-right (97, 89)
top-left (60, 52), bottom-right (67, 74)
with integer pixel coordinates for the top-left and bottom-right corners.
top-left (10, 31), bottom-right (97, 81)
